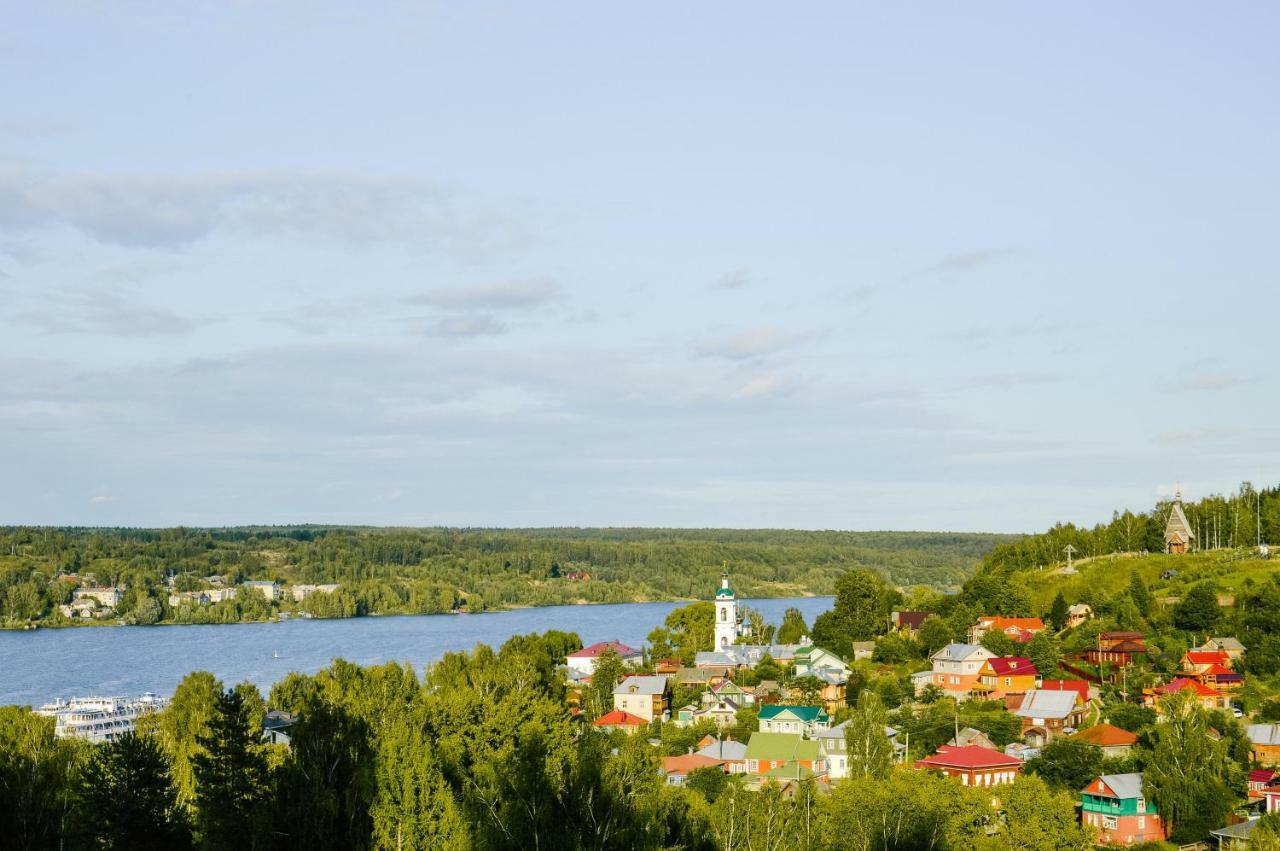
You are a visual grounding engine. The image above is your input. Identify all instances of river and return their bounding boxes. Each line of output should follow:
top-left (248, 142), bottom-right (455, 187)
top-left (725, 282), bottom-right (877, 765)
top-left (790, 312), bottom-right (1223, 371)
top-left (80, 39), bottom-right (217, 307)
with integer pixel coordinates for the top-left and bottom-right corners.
top-left (0, 596), bottom-right (834, 706)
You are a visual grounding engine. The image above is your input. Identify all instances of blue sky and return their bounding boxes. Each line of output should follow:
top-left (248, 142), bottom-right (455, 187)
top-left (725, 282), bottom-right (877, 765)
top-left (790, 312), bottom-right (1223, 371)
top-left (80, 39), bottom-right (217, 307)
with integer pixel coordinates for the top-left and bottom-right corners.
top-left (2, 2), bottom-right (1277, 531)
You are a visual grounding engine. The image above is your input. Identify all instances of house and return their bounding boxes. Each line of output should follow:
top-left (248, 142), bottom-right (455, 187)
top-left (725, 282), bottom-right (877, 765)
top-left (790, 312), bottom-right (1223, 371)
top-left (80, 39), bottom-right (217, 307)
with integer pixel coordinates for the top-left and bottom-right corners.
top-left (73, 586), bottom-right (124, 608)
top-left (849, 641), bottom-right (876, 662)
top-left (910, 669), bottom-right (934, 696)
top-left (661, 754), bottom-right (726, 786)
top-left (1072, 723), bottom-right (1137, 759)
top-left (675, 666), bottom-right (733, 688)
top-left (1209, 819), bottom-right (1262, 848)
top-left (567, 641), bottom-right (643, 677)
top-left (1199, 636), bottom-right (1246, 664)
top-left (1013, 689), bottom-right (1083, 744)
top-left (704, 680), bottom-right (754, 707)
top-left (241, 580), bottom-right (280, 601)
top-left (1190, 663), bottom-right (1244, 697)
top-left (792, 646), bottom-right (851, 678)
top-left (813, 721), bottom-right (904, 779)
top-left (262, 710), bottom-right (296, 746)
top-left (1038, 679), bottom-right (1090, 706)
top-left (696, 737), bottom-right (748, 773)
top-left (1165, 492), bottom-right (1195, 554)
top-left (758, 705), bottom-right (830, 735)
top-left (694, 651), bottom-right (743, 670)
top-left (1081, 773), bottom-right (1165, 845)
top-left (973, 657), bottom-right (1038, 699)
top-left (744, 732), bottom-right (826, 777)
top-left (592, 709), bottom-right (648, 734)
top-left (1248, 769), bottom-right (1279, 799)
top-left (931, 644), bottom-right (996, 697)
top-left (1247, 725), bottom-right (1280, 767)
top-left (807, 668), bottom-right (848, 714)
top-left (613, 676), bottom-right (670, 722)
top-left (915, 745), bottom-right (1021, 787)
top-left (691, 699), bottom-right (741, 730)
top-left (1084, 631), bottom-right (1149, 667)
top-left (889, 610), bottom-right (931, 637)
top-left (969, 616), bottom-right (1047, 645)
top-left (1143, 678), bottom-right (1229, 712)
top-left (289, 583), bottom-right (339, 601)
top-left (1182, 649), bottom-right (1231, 674)
top-left (1065, 604), bottom-right (1093, 629)
top-left (949, 727), bottom-right (998, 751)
top-left (1005, 742), bottom-right (1040, 762)
top-left (653, 658), bottom-right (682, 675)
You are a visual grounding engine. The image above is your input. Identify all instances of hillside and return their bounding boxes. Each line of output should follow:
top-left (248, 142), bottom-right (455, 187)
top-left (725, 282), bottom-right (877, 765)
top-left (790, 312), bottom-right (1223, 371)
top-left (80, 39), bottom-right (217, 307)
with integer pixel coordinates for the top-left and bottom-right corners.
top-left (0, 526), bottom-right (1012, 626)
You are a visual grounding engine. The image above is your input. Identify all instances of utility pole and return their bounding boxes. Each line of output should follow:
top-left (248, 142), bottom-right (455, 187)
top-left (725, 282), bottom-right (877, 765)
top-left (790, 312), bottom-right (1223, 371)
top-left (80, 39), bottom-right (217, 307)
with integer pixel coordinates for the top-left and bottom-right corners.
top-left (1259, 490), bottom-right (1264, 550)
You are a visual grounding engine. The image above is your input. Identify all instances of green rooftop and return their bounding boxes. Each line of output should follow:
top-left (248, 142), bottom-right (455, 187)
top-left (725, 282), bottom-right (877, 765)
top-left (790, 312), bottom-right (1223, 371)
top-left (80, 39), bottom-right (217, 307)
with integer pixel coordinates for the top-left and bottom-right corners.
top-left (763, 762), bottom-right (817, 780)
top-left (758, 705), bottom-right (828, 723)
top-left (715, 587), bottom-right (735, 598)
top-left (745, 732), bottom-right (820, 762)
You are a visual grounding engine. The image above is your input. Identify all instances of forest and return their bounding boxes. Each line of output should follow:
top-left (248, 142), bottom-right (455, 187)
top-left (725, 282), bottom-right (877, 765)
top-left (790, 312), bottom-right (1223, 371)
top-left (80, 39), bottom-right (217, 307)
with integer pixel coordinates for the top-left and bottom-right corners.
top-left (0, 526), bottom-right (1009, 627)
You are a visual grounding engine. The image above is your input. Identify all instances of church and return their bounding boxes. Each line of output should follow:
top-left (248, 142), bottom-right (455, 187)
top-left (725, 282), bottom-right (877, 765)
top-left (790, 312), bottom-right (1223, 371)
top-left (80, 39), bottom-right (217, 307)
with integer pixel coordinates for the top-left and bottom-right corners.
top-left (1165, 491), bottom-right (1195, 554)
top-left (714, 570), bottom-right (741, 650)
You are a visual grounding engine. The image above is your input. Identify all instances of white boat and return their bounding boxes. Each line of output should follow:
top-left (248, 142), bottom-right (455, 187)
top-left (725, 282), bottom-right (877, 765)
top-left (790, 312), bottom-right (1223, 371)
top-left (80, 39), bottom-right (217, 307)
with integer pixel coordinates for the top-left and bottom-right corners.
top-left (35, 693), bottom-right (167, 743)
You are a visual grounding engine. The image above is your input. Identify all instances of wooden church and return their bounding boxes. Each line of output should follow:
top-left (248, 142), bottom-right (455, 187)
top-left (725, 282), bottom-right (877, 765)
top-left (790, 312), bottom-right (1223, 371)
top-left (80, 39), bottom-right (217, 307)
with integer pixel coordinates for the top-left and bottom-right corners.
top-left (1165, 492), bottom-right (1195, 554)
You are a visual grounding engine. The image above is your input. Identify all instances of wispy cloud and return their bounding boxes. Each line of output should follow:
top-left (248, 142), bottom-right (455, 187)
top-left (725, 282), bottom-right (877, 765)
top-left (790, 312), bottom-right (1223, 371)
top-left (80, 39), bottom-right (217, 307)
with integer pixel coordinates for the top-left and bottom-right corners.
top-left (1165, 371), bottom-right (1254, 393)
top-left (15, 289), bottom-right (207, 337)
top-left (916, 248), bottom-right (1014, 276)
top-left (0, 170), bottom-right (536, 252)
top-left (1154, 427), bottom-right (1234, 445)
top-left (696, 326), bottom-right (808, 360)
top-left (417, 314), bottom-right (508, 338)
top-left (409, 278), bottom-right (563, 311)
top-left (714, 267), bottom-right (751, 290)
top-left (88, 494), bottom-right (119, 505)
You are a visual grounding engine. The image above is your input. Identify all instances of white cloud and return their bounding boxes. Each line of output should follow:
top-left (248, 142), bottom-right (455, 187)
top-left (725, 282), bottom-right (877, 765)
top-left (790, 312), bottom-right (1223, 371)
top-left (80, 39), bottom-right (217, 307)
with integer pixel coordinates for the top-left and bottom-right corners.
top-left (696, 326), bottom-right (806, 360)
top-left (410, 278), bottom-right (562, 311)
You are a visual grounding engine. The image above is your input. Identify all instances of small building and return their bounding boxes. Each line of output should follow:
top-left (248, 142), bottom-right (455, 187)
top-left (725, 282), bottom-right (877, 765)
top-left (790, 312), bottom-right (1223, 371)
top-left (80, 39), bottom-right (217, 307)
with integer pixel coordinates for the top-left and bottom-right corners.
top-left (612, 676), bottom-right (670, 722)
top-left (262, 710), bottom-right (296, 746)
top-left (704, 680), bottom-right (754, 708)
top-left (653, 658), bottom-right (682, 675)
top-left (757, 704), bottom-right (830, 736)
top-left (910, 669), bottom-right (934, 696)
top-left (969, 616), bottom-right (1047, 645)
top-left (1198, 637), bottom-right (1246, 664)
top-left (1249, 769), bottom-right (1278, 799)
top-left (973, 657), bottom-right (1038, 699)
top-left (948, 727), bottom-right (997, 751)
top-left (813, 721), bottom-right (903, 779)
top-left (1182, 649), bottom-right (1231, 674)
top-left (1037, 679), bottom-right (1090, 707)
top-left (792, 646), bottom-right (851, 677)
top-left (744, 732), bottom-right (826, 777)
top-left (566, 640), bottom-right (643, 677)
top-left (1065, 603), bottom-right (1093, 629)
top-left (889, 610), bottom-right (931, 638)
top-left (1072, 723), bottom-right (1137, 759)
top-left (675, 666), bottom-right (732, 688)
top-left (1013, 689), bottom-right (1083, 744)
top-left (1143, 678), bottom-right (1229, 712)
top-left (241, 580), bottom-right (280, 602)
top-left (1165, 492), bottom-right (1195, 554)
top-left (661, 754), bottom-right (726, 786)
top-left (849, 641), bottom-right (876, 662)
top-left (289, 583), bottom-right (340, 601)
top-left (1084, 631), bottom-right (1149, 667)
top-left (592, 709), bottom-right (648, 734)
top-left (931, 644), bottom-right (997, 698)
top-left (1080, 773), bottom-right (1165, 845)
top-left (696, 737), bottom-right (748, 773)
top-left (1248, 724), bottom-right (1280, 767)
top-left (915, 745), bottom-right (1021, 788)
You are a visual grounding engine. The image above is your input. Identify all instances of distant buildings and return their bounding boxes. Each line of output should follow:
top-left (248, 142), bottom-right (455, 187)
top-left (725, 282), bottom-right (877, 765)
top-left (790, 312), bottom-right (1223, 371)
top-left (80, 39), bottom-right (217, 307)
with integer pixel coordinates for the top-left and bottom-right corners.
top-left (59, 586), bottom-right (125, 619)
top-left (969, 616), bottom-right (1046, 645)
top-left (241, 580), bottom-right (280, 601)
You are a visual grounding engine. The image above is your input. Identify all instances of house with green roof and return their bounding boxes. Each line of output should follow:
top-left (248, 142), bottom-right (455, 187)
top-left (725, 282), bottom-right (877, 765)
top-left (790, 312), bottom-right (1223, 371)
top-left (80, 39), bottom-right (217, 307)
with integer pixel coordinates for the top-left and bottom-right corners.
top-left (758, 704), bottom-right (830, 735)
top-left (792, 646), bottom-right (851, 678)
top-left (744, 732), bottom-right (827, 777)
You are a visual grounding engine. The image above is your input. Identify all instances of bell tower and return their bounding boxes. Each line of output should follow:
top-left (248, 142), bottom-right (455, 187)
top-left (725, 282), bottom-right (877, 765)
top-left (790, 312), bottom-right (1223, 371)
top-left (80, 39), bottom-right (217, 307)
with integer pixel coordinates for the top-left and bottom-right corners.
top-left (714, 569), bottom-right (737, 650)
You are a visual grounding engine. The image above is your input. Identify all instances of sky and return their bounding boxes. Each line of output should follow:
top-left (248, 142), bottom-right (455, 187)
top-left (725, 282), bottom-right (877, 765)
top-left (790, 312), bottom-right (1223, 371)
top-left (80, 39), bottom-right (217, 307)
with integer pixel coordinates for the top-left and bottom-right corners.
top-left (2, 2), bottom-right (1278, 532)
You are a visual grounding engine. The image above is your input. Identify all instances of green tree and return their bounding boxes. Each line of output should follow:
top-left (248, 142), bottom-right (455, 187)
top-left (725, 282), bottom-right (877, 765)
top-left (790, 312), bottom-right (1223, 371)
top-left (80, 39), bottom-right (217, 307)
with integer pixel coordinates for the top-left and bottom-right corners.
top-left (1145, 690), bottom-right (1243, 842)
top-left (1172, 582), bottom-right (1220, 633)
top-left (1048, 592), bottom-right (1069, 631)
top-left (845, 691), bottom-right (892, 780)
top-left (0, 707), bottom-right (80, 851)
top-left (136, 670), bottom-right (222, 810)
top-left (585, 647), bottom-right (625, 719)
top-left (77, 731), bottom-right (191, 850)
top-left (996, 775), bottom-right (1094, 850)
top-left (192, 688), bottom-right (270, 850)
top-left (685, 766), bottom-right (729, 803)
top-left (663, 602), bottom-right (716, 661)
top-left (1024, 738), bottom-right (1102, 792)
top-left (1025, 631), bottom-right (1061, 680)
top-left (917, 615), bottom-right (952, 655)
top-left (811, 570), bottom-right (896, 658)
top-left (777, 607), bottom-right (810, 644)
top-left (1128, 571), bottom-right (1154, 617)
top-left (980, 630), bottom-right (1018, 658)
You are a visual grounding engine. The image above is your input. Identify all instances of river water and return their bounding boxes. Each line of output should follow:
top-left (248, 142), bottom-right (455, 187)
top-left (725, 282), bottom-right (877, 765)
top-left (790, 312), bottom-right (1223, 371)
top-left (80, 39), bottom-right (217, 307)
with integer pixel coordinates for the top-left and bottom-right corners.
top-left (0, 596), bottom-right (834, 707)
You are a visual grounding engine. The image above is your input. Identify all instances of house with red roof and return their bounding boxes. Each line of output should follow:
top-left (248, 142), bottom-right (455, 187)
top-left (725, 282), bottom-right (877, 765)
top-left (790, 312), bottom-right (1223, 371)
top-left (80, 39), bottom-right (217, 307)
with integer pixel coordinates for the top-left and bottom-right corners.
top-left (592, 709), bottom-right (649, 734)
top-left (1142, 677), bottom-right (1229, 711)
top-left (915, 745), bottom-right (1021, 788)
top-left (1038, 679), bottom-right (1089, 706)
top-left (1248, 769), bottom-right (1278, 799)
top-left (566, 640), bottom-right (643, 677)
top-left (1072, 723), bottom-right (1137, 759)
top-left (1182, 649), bottom-right (1231, 674)
top-left (973, 657), bottom-right (1038, 699)
top-left (969, 617), bottom-right (1047, 645)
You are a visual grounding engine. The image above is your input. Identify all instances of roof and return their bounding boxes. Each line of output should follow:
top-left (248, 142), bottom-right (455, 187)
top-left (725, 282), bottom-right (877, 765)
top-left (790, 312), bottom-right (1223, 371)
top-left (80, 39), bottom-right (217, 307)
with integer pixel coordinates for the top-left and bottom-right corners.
top-left (613, 676), bottom-right (668, 696)
top-left (917, 745), bottom-right (1020, 770)
top-left (1248, 724), bottom-right (1280, 747)
top-left (982, 617), bottom-right (1046, 632)
top-left (1185, 650), bottom-right (1230, 665)
top-left (1106, 640), bottom-right (1150, 653)
top-left (758, 705), bottom-right (827, 723)
top-left (593, 709), bottom-right (648, 727)
top-left (1208, 637), bottom-right (1246, 652)
top-left (1039, 680), bottom-right (1089, 703)
top-left (677, 666), bottom-right (729, 682)
top-left (715, 587), bottom-right (735, 598)
top-left (894, 611), bottom-right (931, 629)
top-left (697, 739), bottom-right (748, 761)
top-left (1166, 499), bottom-right (1195, 541)
top-left (1088, 773), bottom-right (1144, 800)
top-left (985, 657), bottom-right (1037, 677)
top-left (1155, 678), bottom-right (1217, 697)
top-left (1073, 723), bottom-right (1137, 748)
top-left (1210, 821), bottom-right (1258, 842)
top-left (1099, 631), bottom-right (1145, 641)
top-left (1251, 769), bottom-right (1277, 784)
top-left (569, 640), bottom-right (641, 659)
top-left (763, 762), bottom-right (817, 780)
top-left (662, 754), bottom-right (725, 775)
top-left (694, 651), bottom-right (738, 668)
top-left (932, 643), bottom-right (990, 662)
top-left (1067, 604), bottom-right (1092, 615)
top-left (1013, 689), bottom-right (1079, 720)
top-left (744, 732), bottom-right (820, 762)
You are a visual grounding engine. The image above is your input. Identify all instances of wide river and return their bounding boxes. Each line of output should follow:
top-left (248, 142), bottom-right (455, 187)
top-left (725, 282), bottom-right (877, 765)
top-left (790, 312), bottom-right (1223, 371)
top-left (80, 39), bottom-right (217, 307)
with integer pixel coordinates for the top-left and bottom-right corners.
top-left (0, 596), bottom-right (834, 707)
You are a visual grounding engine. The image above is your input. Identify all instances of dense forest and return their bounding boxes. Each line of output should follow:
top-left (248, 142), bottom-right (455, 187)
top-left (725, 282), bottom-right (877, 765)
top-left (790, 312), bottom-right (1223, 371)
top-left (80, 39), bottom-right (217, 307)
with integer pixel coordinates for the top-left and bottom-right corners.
top-left (0, 526), bottom-right (1009, 627)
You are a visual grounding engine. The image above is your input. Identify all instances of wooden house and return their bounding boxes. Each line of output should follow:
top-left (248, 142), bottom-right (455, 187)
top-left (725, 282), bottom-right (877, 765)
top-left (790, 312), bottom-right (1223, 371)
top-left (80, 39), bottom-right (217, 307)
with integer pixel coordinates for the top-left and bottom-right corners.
top-left (973, 656), bottom-right (1038, 699)
top-left (915, 745), bottom-right (1021, 788)
top-left (1084, 632), bottom-right (1149, 667)
top-left (1081, 773), bottom-right (1165, 845)
top-left (1072, 723), bottom-right (1137, 759)
top-left (1249, 725), bottom-right (1280, 767)
top-left (1165, 492), bottom-right (1195, 554)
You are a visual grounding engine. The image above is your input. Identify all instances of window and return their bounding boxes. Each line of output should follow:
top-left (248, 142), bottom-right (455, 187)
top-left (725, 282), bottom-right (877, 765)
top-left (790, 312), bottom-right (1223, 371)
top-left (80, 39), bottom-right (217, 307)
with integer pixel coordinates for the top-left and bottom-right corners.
top-left (1136, 797), bottom-right (1145, 813)
top-left (720, 607), bottom-right (726, 622)
top-left (1138, 817), bottom-right (1145, 830)
top-left (1102, 816), bottom-right (1117, 831)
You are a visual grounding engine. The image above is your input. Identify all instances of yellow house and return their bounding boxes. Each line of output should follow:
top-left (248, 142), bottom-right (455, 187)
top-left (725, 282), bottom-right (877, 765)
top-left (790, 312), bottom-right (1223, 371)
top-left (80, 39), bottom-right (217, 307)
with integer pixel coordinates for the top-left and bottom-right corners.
top-left (973, 657), bottom-right (1038, 699)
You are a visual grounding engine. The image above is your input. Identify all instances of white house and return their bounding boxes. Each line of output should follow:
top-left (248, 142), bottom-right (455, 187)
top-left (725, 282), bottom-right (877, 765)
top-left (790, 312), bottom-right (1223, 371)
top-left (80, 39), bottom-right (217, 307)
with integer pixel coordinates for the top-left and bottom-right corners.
top-left (566, 640), bottom-right (643, 677)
